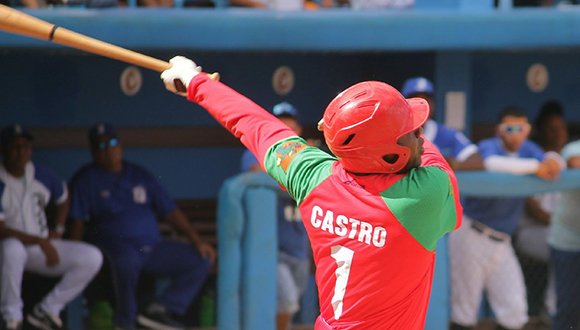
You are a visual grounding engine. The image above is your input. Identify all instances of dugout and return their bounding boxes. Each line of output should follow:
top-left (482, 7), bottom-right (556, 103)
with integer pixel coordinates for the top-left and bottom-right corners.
top-left (3, 1), bottom-right (580, 329)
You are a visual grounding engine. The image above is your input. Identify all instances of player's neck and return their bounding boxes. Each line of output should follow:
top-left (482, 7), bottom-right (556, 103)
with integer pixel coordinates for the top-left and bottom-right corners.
top-left (97, 161), bottom-right (123, 173)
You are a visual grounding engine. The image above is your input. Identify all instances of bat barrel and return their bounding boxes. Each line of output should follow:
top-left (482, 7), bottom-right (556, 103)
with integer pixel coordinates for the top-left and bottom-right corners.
top-left (0, 4), bottom-right (56, 40)
top-left (53, 28), bottom-right (171, 72)
top-left (0, 4), bottom-right (218, 79)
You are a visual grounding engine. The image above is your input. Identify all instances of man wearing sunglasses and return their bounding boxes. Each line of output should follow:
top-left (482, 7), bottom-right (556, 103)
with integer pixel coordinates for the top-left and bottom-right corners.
top-left (68, 123), bottom-right (216, 330)
top-left (449, 107), bottom-right (564, 330)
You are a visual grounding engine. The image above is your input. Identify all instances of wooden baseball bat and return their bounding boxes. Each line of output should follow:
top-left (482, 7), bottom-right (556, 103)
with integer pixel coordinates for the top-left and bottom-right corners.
top-left (0, 4), bottom-right (219, 81)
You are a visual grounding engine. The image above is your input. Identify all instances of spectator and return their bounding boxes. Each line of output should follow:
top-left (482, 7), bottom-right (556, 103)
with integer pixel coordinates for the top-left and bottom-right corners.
top-left (14, 0), bottom-right (43, 8)
top-left (448, 106), bottom-right (564, 330)
top-left (514, 100), bottom-right (568, 321)
top-left (68, 122), bottom-right (216, 330)
top-left (0, 124), bottom-right (103, 330)
top-left (496, 0), bottom-right (554, 6)
top-left (12, 0), bottom-right (117, 8)
top-left (532, 100), bottom-right (568, 153)
top-left (401, 77), bottom-right (484, 171)
top-left (227, 0), bottom-right (302, 10)
top-left (347, 0), bottom-right (412, 10)
top-left (161, 56), bottom-right (463, 330)
top-left (240, 102), bottom-right (311, 330)
top-left (554, 0), bottom-right (580, 5)
top-left (137, 0), bottom-right (173, 7)
top-left (548, 138), bottom-right (580, 330)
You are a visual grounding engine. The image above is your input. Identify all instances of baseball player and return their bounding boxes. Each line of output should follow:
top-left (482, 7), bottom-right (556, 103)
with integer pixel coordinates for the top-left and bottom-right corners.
top-left (0, 125), bottom-right (103, 330)
top-left (401, 77), bottom-right (484, 171)
top-left (160, 56), bottom-right (462, 329)
top-left (448, 106), bottom-right (564, 330)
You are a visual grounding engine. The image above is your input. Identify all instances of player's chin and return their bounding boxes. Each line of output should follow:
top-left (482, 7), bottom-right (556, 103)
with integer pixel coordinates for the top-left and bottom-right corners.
top-left (406, 157), bottom-right (422, 172)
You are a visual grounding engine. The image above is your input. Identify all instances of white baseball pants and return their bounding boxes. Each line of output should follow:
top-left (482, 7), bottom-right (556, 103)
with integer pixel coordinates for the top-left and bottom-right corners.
top-left (448, 217), bottom-right (528, 329)
top-left (0, 238), bottom-right (103, 321)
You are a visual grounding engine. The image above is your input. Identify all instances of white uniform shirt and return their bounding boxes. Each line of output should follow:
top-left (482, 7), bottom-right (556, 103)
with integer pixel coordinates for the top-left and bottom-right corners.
top-left (0, 162), bottom-right (68, 238)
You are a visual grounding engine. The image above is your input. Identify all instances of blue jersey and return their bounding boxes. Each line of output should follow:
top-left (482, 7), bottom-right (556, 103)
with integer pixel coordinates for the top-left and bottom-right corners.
top-left (423, 119), bottom-right (477, 161)
top-left (463, 137), bottom-right (546, 235)
top-left (241, 149), bottom-right (308, 258)
top-left (69, 161), bottom-right (177, 247)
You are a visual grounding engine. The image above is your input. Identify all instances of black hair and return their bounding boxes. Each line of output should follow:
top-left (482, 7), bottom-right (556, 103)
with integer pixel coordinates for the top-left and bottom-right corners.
top-left (535, 100), bottom-right (564, 131)
top-left (497, 106), bottom-right (528, 123)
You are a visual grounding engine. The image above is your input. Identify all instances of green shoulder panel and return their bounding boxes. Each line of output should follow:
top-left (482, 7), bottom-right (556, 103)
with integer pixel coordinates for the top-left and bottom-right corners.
top-left (264, 136), bottom-right (335, 205)
top-left (380, 166), bottom-right (458, 251)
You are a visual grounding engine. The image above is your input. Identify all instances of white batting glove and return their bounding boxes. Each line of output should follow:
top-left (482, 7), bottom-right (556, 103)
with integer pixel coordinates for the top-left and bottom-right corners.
top-left (161, 56), bottom-right (201, 96)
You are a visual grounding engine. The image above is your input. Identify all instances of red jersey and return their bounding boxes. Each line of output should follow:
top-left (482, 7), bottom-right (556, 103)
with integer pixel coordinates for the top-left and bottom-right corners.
top-left (187, 75), bottom-right (462, 330)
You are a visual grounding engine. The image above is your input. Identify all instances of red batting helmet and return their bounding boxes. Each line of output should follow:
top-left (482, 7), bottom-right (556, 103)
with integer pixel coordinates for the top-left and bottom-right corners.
top-left (322, 81), bottom-right (429, 174)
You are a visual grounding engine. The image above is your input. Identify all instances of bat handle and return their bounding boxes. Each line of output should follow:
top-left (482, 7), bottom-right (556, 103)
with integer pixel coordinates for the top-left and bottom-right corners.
top-left (174, 79), bottom-right (187, 93)
top-left (208, 72), bottom-right (220, 81)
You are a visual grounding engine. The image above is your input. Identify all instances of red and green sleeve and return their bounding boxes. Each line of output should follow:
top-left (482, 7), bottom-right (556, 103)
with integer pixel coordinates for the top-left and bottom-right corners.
top-left (187, 74), bottom-right (297, 171)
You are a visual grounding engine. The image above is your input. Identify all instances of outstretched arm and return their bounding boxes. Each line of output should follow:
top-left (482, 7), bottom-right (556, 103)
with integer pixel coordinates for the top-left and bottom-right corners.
top-left (162, 57), bottom-right (296, 171)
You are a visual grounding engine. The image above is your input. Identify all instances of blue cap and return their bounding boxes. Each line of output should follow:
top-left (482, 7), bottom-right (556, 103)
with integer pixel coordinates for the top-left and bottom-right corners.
top-left (1, 124), bottom-right (34, 148)
top-left (273, 102), bottom-right (298, 119)
top-left (88, 122), bottom-right (117, 147)
top-left (401, 77), bottom-right (434, 98)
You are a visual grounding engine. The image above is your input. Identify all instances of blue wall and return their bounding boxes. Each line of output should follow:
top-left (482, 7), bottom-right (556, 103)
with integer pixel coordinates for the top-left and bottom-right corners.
top-left (471, 50), bottom-right (580, 123)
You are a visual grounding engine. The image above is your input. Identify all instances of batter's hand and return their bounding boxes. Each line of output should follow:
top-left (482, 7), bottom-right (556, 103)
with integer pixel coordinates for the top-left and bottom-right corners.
top-left (161, 56), bottom-right (201, 96)
top-left (39, 239), bottom-right (60, 267)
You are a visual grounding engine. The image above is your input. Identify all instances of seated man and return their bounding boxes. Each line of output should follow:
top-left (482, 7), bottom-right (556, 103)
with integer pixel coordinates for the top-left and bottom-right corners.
top-left (69, 123), bottom-right (216, 330)
top-left (0, 124), bottom-right (103, 330)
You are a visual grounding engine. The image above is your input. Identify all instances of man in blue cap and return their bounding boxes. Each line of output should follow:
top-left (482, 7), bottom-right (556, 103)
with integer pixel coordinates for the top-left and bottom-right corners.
top-left (69, 123), bottom-right (216, 330)
top-left (401, 77), bottom-right (484, 171)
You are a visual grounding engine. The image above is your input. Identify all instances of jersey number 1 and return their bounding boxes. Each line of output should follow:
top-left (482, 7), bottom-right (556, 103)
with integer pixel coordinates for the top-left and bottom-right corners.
top-left (330, 245), bottom-right (354, 320)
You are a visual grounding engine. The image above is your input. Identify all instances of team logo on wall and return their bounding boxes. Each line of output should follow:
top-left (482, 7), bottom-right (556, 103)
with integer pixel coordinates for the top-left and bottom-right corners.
top-left (120, 66), bottom-right (143, 96)
top-left (526, 63), bottom-right (549, 93)
top-left (272, 66), bottom-right (295, 96)
top-left (133, 185), bottom-right (147, 204)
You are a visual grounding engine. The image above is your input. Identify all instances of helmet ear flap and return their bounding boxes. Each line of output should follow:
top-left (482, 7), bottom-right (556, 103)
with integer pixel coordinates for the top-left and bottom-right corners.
top-left (382, 144), bottom-right (411, 172)
top-left (382, 154), bottom-right (399, 164)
